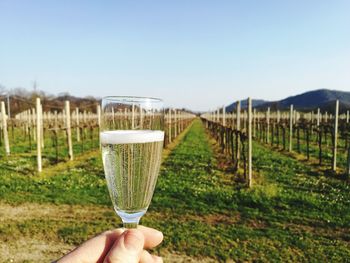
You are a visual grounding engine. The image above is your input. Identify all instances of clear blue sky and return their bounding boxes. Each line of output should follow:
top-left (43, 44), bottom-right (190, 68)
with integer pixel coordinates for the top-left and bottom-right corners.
top-left (1, 0), bottom-right (349, 111)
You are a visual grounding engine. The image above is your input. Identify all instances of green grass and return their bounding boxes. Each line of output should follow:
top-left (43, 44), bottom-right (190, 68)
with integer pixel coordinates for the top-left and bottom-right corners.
top-left (0, 119), bottom-right (349, 262)
top-left (258, 124), bottom-right (350, 172)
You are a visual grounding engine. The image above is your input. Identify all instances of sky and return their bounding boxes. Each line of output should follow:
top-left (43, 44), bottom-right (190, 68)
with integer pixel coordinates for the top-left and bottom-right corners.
top-left (0, 0), bottom-right (350, 111)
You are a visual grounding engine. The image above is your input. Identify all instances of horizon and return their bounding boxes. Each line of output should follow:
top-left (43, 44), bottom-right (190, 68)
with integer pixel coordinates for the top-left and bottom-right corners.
top-left (1, 1), bottom-right (350, 111)
top-left (2, 87), bottom-right (350, 114)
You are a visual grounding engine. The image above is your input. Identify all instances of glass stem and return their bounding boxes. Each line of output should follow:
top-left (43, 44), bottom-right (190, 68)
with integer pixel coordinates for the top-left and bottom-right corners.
top-left (123, 222), bottom-right (138, 229)
top-left (117, 210), bottom-right (144, 229)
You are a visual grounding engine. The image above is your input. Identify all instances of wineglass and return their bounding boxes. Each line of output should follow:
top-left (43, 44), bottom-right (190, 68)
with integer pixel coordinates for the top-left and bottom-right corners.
top-left (100, 96), bottom-right (164, 228)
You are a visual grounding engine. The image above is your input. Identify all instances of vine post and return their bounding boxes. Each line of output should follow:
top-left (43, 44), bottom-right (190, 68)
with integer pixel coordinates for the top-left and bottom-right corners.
top-left (222, 105), bottom-right (226, 126)
top-left (36, 98), bottom-right (42, 172)
top-left (247, 97), bottom-right (252, 187)
top-left (76, 108), bottom-right (80, 142)
top-left (332, 100), bottom-right (339, 172)
top-left (236, 101), bottom-right (241, 161)
top-left (168, 109), bottom-right (172, 144)
top-left (1, 101), bottom-right (10, 155)
top-left (266, 107), bottom-right (270, 144)
top-left (289, 104), bottom-right (293, 152)
top-left (65, 100), bottom-right (73, 161)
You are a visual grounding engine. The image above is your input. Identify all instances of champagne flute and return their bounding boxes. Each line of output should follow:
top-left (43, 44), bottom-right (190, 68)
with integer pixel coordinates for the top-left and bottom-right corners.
top-left (100, 96), bottom-right (164, 228)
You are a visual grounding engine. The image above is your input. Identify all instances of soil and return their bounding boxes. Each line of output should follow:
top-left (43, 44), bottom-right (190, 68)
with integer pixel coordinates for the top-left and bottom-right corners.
top-left (0, 202), bottom-right (215, 263)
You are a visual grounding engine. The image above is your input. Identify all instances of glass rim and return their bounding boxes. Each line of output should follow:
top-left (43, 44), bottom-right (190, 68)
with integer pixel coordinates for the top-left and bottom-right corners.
top-left (102, 96), bottom-right (163, 103)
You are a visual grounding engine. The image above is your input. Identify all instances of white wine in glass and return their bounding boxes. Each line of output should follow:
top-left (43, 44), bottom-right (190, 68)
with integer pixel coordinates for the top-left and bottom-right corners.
top-left (100, 97), bottom-right (164, 228)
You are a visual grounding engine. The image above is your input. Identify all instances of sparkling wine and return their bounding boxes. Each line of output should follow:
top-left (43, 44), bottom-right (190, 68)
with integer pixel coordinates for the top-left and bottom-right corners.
top-left (101, 130), bottom-right (164, 218)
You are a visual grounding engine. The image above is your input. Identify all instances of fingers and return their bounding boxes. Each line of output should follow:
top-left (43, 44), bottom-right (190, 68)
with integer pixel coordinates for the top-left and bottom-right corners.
top-left (136, 226), bottom-right (163, 249)
top-left (104, 229), bottom-right (144, 263)
top-left (57, 228), bottom-right (125, 263)
top-left (140, 250), bottom-right (163, 263)
top-left (57, 226), bottom-right (163, 263)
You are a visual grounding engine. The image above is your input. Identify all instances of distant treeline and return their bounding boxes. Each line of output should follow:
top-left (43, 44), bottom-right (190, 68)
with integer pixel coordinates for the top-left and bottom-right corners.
top-left (0, 86), bottom-right (100, 115)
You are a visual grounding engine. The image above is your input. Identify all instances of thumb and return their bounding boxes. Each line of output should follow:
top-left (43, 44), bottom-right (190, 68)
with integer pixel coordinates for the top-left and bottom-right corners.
top-left (104, 229), bottom-right (144, 263)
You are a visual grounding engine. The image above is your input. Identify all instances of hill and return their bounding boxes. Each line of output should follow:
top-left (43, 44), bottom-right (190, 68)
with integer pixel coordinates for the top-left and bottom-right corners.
top-left (265, 89), bottom-right (350, 112)
top-left (226, 89), bottom-right (350, 113)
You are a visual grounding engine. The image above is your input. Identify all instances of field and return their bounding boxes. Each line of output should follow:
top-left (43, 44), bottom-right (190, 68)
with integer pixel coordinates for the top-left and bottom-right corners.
top-left (0, 119), bottom-right (350, 262)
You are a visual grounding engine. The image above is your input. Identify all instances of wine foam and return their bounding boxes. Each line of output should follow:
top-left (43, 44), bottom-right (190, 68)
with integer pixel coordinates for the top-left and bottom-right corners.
top-left (100, 130), bottom-right (164, 144)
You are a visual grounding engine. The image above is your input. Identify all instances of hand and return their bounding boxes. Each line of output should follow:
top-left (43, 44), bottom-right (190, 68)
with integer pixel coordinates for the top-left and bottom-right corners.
top-left (56, 226), bottom-right (163, 263)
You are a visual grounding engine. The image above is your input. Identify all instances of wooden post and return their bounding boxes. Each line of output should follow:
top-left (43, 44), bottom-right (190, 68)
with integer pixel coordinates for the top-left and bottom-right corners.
top-left (82, 110), bottom-right (86, 121)
top-left (40, 103), bottom-right (44, 149)
top-left (111, 107), bottom-right (116, 128)
top-left (168, 109), bottom-right (172, 144)
top-left (236, 101), bottom-right (241, 161)
top-left (346, 110), bottom-right (349, 123)
top-left (25, 110), bottom-right (29, 136)
top-left (276, 110), bottom-right (281, 146)
top-left (176, 110), bottom-right (179, 134)
top-left (131, 103), bottom-right (135, 129)
top-left (266, 107), bottom-right (270, 144)
top-left (32, 108), bottom-right (36, 141)
top-left (180, 111), bottom-right (184, 132)
top-left (243, 110), bottom-right (247, 130)
top-left (65, 101), bottom-right (73, 161)
top-left (97, 104), bottom-right (101, 128)
top-left (289, 104), bottom-right (293, 152)
top-left (247, 98), bottom-right (252, 188)
top-left (332, 100), bottom-right (339, 172)
top-left (62, 109), bottom-right (67, 138)
top-left (76, 108), bottom-right (80, 142)
top-left (139, 106), bottom-right (143, 129)
top-left (174, 109), bottom-right (177, 138)
top-left (236, 101), bottom-right (241, 130)
top-left (222, 106), bottom-right (226, 126)
top-left (36, 98), bottom-right (42, 172)
top-left (1, 101), bottom-right (10, 155)
top-left (317, 108), bottom-right (320, 126)
top-left (6, 94), bottom-right (10, 119)
top-left (124, 108), bottom-right (128, 129)
top-left (253, 108), bottom-right (256, 138)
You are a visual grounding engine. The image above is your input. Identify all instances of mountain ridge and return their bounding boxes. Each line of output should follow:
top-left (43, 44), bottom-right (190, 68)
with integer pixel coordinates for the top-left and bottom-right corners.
top-left (226, 89), bottom-right (350, 113)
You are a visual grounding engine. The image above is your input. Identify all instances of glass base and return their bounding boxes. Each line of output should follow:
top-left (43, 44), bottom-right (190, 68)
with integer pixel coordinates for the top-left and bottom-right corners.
top-left (116, 210), bottom-right (146, 229)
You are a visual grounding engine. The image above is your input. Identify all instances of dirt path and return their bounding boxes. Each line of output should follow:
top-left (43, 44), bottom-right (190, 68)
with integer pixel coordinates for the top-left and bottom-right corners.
top-left (0, 202), bottom-right (215, 263)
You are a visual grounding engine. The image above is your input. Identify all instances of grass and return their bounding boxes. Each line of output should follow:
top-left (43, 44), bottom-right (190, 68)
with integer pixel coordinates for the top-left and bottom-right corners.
top-left (257, 125), bottom-right (350, 173)
top-left (0, 119), bottom-right (349, 262)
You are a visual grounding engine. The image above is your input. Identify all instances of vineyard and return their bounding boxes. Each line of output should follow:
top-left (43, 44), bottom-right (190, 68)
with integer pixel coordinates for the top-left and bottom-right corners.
top-left (201, 100), bottom-right (350, 178)
top-left (0, 98), bottom-right (350, 262)
top-left (0, 98), bottom-right (194, 172)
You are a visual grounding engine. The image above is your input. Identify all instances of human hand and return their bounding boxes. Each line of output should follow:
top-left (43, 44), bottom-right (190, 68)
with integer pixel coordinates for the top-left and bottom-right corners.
top-left (56, 226), bottom-right (163, 263)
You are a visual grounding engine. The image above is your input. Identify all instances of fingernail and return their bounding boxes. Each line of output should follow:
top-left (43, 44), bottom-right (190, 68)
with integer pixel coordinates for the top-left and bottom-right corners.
top-left (149, 228), bottom-right (163, 237)
top-left (154, 230), bottom-right (163, 239)
top-left (124, 230), bottom-right (144, 251)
